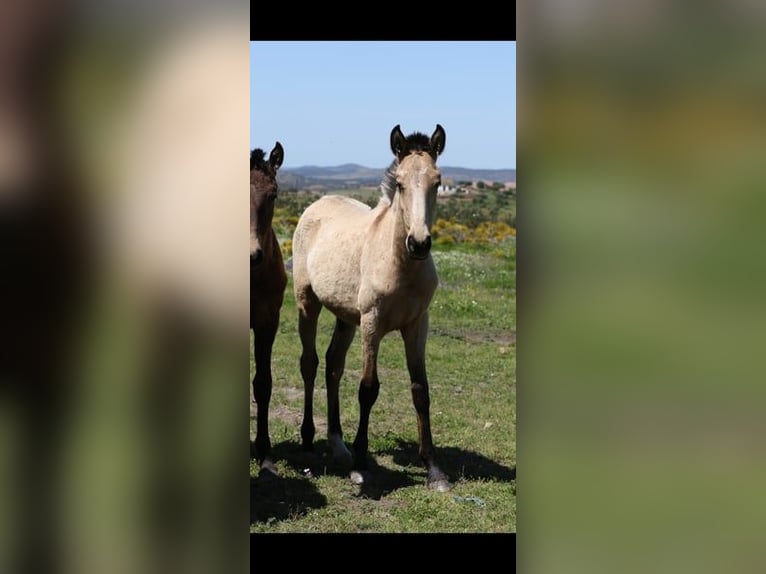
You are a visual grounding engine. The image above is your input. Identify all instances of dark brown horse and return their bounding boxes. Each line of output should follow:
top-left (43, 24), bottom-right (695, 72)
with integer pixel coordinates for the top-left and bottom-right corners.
top-left (250, 142), bottom-right (286, 472)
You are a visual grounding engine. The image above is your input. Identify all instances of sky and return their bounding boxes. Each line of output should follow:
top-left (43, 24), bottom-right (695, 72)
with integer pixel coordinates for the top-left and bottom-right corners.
top-left (250, 42), bottom-right (516, 170)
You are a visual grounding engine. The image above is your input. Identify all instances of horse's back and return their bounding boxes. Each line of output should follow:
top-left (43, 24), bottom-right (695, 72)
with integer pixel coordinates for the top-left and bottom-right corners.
top-left (294, 194), bottom-right (373, 250)
top-left (300, 194), bottom-right (371, 223)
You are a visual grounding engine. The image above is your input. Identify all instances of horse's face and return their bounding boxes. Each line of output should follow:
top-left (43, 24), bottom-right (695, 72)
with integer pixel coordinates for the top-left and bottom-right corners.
top-left (250, 142), bottom-right (284, 268)
top-left (396, 153), bottom-right (441, 259)
top-left (391, 124), bottom-right (446, 260)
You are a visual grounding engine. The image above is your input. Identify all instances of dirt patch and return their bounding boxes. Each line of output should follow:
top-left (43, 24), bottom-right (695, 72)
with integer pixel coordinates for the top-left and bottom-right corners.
top-left (432, 328), bottom-right (515, 346)
top-left (464, 330), bottom-right (516, 346)
top-left (265, 405), bottom-right (328, 435)
top-left (270, 405), bottom-right (303, 426)
top-left (250, 385), bottom-right (304, 415)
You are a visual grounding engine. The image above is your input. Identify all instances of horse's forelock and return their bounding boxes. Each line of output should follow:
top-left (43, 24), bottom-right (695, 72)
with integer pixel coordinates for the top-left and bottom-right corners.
top-left (403, 132), bottom-right (432, 154)
top-left (250, 148), bottom-right (268, 172)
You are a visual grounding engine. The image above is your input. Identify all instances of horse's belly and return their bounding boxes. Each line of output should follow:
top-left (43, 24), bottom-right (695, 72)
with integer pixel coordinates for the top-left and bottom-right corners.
top-left (306, 246), bottom-right (363, 323)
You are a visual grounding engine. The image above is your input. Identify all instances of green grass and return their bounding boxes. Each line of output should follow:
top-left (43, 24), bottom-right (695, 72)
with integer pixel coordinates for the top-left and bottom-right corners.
top-left (250, 245), bottom-right (516, 532)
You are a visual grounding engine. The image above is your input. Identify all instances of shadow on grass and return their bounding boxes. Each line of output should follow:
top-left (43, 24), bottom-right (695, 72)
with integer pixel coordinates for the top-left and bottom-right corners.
top-left (251, 436), bottom-right (515, 524)
top-left (268, 439), bottom-right (421, 502)
top-left (378, 438), bottom-right (516, 484)
top-left (250, 441), bottom-right (328, 525)
top-left (350, 454), bottom-right (420, 501)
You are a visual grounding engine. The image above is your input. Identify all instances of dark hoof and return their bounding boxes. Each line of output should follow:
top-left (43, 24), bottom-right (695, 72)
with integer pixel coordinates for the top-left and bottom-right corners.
top-left (327, 435), bottom-right (353, 467)
top-left (259, 459), bottom-right (279, 479)
top-left (328, 448), bottom-right (353, 469)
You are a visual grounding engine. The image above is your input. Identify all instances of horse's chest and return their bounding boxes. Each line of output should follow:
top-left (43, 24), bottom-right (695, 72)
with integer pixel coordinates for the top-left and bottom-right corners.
top-left (250, 267), bottom-right (286, 318)
top-left (361, 270), bottom-right (437, 328)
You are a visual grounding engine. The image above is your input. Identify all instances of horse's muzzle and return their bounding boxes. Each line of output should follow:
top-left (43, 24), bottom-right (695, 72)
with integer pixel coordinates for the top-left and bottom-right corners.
top-left (251, 248), bottom-right (263, 268)
top-left (407, 235), bottom-right (432, 260)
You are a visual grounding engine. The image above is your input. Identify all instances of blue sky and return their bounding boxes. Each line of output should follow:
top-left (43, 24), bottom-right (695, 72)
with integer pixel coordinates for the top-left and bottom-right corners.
top-left (250, 42), bottom-right (516, 169)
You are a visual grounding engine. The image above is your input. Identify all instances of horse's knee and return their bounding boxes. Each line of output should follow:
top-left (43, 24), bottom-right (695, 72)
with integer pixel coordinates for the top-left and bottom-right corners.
top-left (410, 381), bottom-right (430, 411)
top-left (358, 376), bottom-right (380, 405)
top-left (325, 361), bottom-right (343, 386)
top-left (300, 352), bottom-right (319, 379)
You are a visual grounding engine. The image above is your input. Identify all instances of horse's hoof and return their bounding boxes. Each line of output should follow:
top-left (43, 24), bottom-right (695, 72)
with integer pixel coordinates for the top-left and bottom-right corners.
top-left (350, 470), bottom-right (366, 485)
top-left (428, 479), bottom-right (451, 493)
top-left (328, 434), bottom-right (353, 467)
top-left (259, 459), bottom-right (279, 478)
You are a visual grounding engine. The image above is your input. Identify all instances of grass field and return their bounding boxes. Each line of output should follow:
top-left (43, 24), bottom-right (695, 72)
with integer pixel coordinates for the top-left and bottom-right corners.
top-left (250, 237), bottom-right (516, 533)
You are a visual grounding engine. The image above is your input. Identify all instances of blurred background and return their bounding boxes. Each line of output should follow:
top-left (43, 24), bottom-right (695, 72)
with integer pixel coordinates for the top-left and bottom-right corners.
top-left (520, 1), bottom-right (766, 573)
top-left (3, 0), bottom-right (766, 570)
top-left (0, 1), bottom-right (249, 572)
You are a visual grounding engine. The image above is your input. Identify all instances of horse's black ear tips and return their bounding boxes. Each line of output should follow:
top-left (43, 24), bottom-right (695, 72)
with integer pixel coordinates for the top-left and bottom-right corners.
top-left (390, 124), bottom-right (405, 156)
top-left (270, 141), bottom-right (284, 170)
top-left (432, 124), bottom-right (446, 156)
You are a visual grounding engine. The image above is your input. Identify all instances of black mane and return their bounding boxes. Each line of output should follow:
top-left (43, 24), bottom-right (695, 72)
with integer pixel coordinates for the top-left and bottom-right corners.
top-left (250, 148), bottom-right (267, 172)
top-left (379, 160), bottom-right (398, 205)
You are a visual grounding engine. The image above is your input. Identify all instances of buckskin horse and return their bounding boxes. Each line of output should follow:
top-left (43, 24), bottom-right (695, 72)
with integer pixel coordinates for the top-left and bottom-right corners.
top-left (292, 125), bottom-right (450, 491)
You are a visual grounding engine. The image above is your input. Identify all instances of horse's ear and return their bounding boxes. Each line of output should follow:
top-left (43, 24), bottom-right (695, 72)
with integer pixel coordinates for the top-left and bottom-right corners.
top-left (390, 125), bottom-right (406, 157)
top-left (431, 124), bottom-right (446, 157)
top-left (270, 142), bottom-right (284, 171)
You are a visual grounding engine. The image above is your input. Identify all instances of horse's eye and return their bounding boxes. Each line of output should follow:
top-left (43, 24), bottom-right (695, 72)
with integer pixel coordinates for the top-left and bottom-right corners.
top-left (268, 192), bottom-right (277, 202)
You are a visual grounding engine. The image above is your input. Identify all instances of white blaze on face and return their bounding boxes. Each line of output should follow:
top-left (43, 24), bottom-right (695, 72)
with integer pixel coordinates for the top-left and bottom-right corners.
top-left (399, 154), bottom-right (439, 244)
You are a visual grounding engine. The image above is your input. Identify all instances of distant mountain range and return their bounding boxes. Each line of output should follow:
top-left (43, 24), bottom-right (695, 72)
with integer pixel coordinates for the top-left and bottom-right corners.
top-left (277, 164), bottom-right (516, 190)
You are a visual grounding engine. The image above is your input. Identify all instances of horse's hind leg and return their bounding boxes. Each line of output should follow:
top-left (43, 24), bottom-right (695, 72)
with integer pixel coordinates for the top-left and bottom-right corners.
top-left (401, 312), bottom-right (451, 492)
top-left (325, 318), bottom-right (356, 466)
top-left (254, 317), bottom-right (279, 473)
top-left (297, 289), bottom-right (321, 451)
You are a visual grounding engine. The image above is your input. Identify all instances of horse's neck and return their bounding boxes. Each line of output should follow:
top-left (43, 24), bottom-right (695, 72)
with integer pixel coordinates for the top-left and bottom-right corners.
top-left (264, 227), bottom-right (281, 260)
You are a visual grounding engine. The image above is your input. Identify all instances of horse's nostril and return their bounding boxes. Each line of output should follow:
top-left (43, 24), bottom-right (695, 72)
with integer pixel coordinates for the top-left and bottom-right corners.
top-left (251, 249), bottom-right (263, 267)
top-left (406, 235), bottom-right (431, 258)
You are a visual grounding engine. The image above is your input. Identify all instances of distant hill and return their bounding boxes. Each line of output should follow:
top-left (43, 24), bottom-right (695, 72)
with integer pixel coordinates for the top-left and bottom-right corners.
top-left (278, 164), bottom-right (516, 190)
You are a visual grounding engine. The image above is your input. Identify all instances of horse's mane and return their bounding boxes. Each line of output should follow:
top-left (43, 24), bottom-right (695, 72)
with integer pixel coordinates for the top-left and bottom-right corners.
top-left (379, 132), bottom-right (434, 205)
top-left (379, 160), bottom-right (398, 206)
top-left (250, 148), bottom-right (267, 172)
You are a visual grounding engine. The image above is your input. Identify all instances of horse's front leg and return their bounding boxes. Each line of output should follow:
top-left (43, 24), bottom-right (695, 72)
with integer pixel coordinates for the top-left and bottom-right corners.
top-left (351, 312), bottom-right (381, 481)
top-left (253, 315), bottom-right (279, 474)
top-left (401, 311), bottom-right (450, 492)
